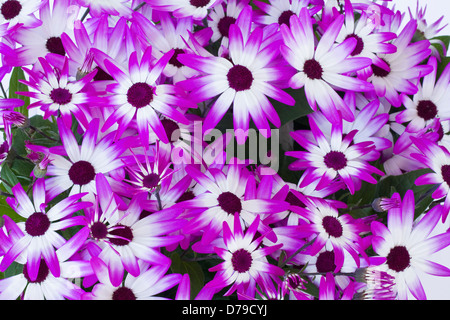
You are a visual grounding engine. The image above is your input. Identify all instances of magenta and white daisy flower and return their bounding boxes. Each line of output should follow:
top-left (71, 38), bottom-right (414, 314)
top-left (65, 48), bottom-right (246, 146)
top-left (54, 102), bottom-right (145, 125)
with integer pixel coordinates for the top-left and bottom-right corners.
top-left (80, 174), bottom-right (186, 287)
top-left (370, 190), bottom-right (450, 300)
top-left (98, 46), bottom-right (191, 146)
top-left (42, 118), bottom-right (130, 200)
top-left (178, 22), bottom-right (295, 144)
top-left (207, 0), bottom-right (250, 47)
top-left (0, 258), bottom-right (90, 300)
top-left (0, 178), bottom-right (91, 282)
top-left (0, 0), bottom-right (43, 30)
top-left (179, 164), bottom-right (289, 244)
top-left (18, 57), bottom-right (97, 129)
top-left (335, 0), bottom-right (397, 77)
top-left (410, 137), bottom-right (450, 222)
top-left (132, 11), bottom-right (209, 83)
top-left (280, 8), bottom-right (373, 123)
top-left (205, 214), bottom-right (285, 296)
top-left (396, 56), bottom-right (450, 132)
top-left (286, 116), bottom-right (384, 195)
top-left (6, 0), bottom-right (73, 66)
top-left (294, 194), bottom-right (370, 272)
top-left (87, 258), bottom-right (181, 300)
top-left (145, 0), bottom-right (223, 20)
top-left (365, 19), bottom-right (433, 107)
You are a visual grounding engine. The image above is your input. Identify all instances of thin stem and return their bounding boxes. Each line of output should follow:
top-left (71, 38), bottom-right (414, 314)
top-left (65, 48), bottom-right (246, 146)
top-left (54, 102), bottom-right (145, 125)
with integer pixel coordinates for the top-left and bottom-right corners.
top-left (80, 8), bottom-right (90, 22)
top-left (0, 191), bottom-right (14, 198)
top-left (280, 236), bottom-right (317, 268)
top-left (0, 82), bottom-right (7, 98)
top-left (29, 125), bottom-right (59, 142)
top-left (0, 177), bottom-right (13, 190)
top-left (133, 2), bottom-right (146, 11)
top-left (154, 190), bottom-right (163, 211)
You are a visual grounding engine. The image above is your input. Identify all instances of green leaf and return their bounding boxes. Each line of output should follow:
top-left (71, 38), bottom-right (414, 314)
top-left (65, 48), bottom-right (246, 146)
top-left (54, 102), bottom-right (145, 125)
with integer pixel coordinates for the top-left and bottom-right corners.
top-left (8, 67), bottom-right (29, 117)
top-left (271, 87), bottom-right (313, 126)
top-left (170, 252), bottom-right (205, 299)
top-left (0, 163), bottom-right (20, 194)
top-left (0, 195), bottom-right (25, 223)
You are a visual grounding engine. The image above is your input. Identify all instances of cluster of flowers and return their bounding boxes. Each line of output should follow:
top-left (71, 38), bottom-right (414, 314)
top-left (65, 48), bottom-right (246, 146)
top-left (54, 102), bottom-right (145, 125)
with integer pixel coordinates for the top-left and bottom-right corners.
top-left (0, 0), bottom-right (450, 300)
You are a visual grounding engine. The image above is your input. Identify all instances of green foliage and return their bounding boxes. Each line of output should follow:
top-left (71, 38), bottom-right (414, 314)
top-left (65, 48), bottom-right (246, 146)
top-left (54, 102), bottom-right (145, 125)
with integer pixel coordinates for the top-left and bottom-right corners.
top-left (8, 67), bottom-right (29, 117)
top-left (170, 252), bottom-right (205, 299)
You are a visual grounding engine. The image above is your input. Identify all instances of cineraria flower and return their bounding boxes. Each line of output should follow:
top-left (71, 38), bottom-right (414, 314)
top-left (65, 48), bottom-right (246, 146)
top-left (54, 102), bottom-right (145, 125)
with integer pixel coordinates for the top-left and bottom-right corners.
top-left (335, 0), bottom-right (397, 77)
top-left (145, 0), bottom-right (224, 20)
top-left (132, 11), bottom-right (209, 83)
top-left (205, 214), bottom-right (285, 296)
top-left (42, 118), bottom-right (130, 200)
top-left (59, 15), bottom-right (132, 82)
top-left (0, 259), bottom-right (88, 300)
top-left (294, 194), bottom-right (370, 272)
top-left (18, 57), bottom-right (97, 129)
top-left (207, 0), bottom-right (250, 47)
top-left (396, 56), bottom-right (450, 132)
top-left (179, 164), bottom-right (289, 244)
top-left (410, 2), bottom-right (448, 59)
top-left (178, 21), bottom-right (296, 144)
top-left (0, 178), bottom-right (91, 282)
top-left (370, 190), bottom-right (450, 300)
top-left (0, 0), bottom-right (43, 30)
top-left (6, 0), bottom-right (73, 66)
top-left (80, 174), bottom-right (186, 286)
top-left (365, 19), bottom-right (433, 107)
top-left (75, 0), bottom-right (133, 18)
top-left (87, 258), bottom-right (182, 300)
top-left (410, 137), bottom-right (450, 222)
top-left (122, 142), bottom-right (175, 196)
top-left (286, 116), bottom-right (384, 194)
top-left (280, 8), bottom-right (373, 123)
top-left (98, 46), bottom-right (191, 146)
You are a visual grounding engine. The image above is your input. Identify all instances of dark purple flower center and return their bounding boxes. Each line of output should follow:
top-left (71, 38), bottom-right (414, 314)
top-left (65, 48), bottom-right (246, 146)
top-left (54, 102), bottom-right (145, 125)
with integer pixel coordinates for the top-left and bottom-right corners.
top-left (371, 60), bottom-right (390, 77)
top-left (46, 36), bottom-right (66, 56)
top-left (142, 173), bottom-right (160, 189)
top-left (127, 82), bottom-right (154, 109)
top-left (112, 287), bottom-right (136, 300)
top-left (437, 122), bottom-right (445, 141)
top-left (90, 221), bottom-right (108, 240)
top-left (169, 48), bottom-right (185, 68)
top-left (386, 245), bottom-right (410, 272)
top-left (417, 100), bottom-right (437, 121)
top-left (217, 16), bottom-right (236, 38)
top-left (227, 65), bottom-right (253, 91)
top-left (322, 215), bottom-right (343, 238)
top-left (217, 191), bottom-right (242, 214)
top-left (441, 165), bottom-right (450, 187)
top-left (316, 250), bottom-right (336, 273)
top-left (109, 225), bottom-right (133, 246)
top-left (23, 260), bottom-right (49, 283)
top-left (285, 191), bottom-right (305, 208)
top-left (345, 33), bottom-right (364, 56)
top-left (93, 66), bottom-right (114, 81)
top-left (161, 118), bottom-right (181, 142)
top-left (69, 160), bottom-right (96, 186)
top-left (0, 140), bottom-right (9, 154)
top-left (25, 212), bottom-right (50, 237)
top-left (303, 59), bottom-right (323, 80)
top-left (278, 10), bottom-right (295, 27)
top-left (189, 0), bottom-right (210, 7)
top-left (1, 0), bottom-right (21, 20)
top-left (324, 151), bottom-right (347, 170)
top-left (49, 88), bottom-right (72, 105)
top-left (176, 190), bottom-right (195, 203)
top-left (231, 248), bottom-right (253, 273)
